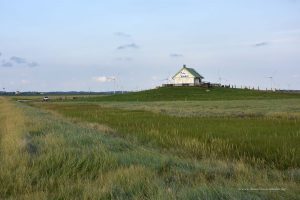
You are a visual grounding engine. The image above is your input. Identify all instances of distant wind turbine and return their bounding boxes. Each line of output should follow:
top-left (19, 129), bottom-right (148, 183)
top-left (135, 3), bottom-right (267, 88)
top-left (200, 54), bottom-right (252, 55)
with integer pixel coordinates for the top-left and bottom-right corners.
top-left (265, 70), bottom-right (278, 91)
top-left (104, 76), bottom-right (117, 94)
top-left (266, 76), bottom-right (273, 90)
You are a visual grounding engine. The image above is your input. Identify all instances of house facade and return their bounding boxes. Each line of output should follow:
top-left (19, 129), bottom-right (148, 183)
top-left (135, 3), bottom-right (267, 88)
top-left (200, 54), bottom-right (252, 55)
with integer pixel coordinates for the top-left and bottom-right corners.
top-left (172, 65), bottom-right (204, 86)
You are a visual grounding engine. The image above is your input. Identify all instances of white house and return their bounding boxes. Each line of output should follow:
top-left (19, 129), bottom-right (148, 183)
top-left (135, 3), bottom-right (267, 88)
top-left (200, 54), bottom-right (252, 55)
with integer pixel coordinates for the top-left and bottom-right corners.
top-left (172, 65), bottom-right (204, 86)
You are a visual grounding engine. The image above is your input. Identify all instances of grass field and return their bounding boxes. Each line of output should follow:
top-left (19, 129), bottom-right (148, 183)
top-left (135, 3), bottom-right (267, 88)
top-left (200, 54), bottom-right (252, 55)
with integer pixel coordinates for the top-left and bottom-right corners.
top-left (72, 87), bottom-right (300, 102)
top-left (90, 99), bottom-right (300, 118)
top-left (1, 87), bottom-right (300, 199)
top-left (35, 102), bottom-right (300, 170)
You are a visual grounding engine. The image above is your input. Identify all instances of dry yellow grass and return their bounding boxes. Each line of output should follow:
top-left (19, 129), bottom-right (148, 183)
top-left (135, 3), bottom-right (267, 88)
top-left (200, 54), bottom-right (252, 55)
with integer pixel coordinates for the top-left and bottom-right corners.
top-left (0, 97), bottom-right (25, 156)
top-left (0, 97), bottom-right (32, 197)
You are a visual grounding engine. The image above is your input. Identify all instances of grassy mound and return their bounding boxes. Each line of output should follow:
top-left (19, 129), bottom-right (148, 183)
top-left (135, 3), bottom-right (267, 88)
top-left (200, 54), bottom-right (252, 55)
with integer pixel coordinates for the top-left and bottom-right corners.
top-left (79, 87), bottom-right (300, 102)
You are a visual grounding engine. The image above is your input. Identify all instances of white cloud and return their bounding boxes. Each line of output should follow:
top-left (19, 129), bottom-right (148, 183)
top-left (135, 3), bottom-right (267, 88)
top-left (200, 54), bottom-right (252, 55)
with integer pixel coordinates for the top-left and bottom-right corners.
top-left (92, 76), bottom-right (116, 83)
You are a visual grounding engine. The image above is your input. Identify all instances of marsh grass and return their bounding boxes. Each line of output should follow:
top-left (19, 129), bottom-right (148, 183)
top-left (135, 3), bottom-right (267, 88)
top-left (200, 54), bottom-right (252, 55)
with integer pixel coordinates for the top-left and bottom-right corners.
top-left (37, 103), bottom-right (300, 170)
top-left (93, 99), bottom-right (300, 118)
top-left (1, 97), bottom-right (299, 199)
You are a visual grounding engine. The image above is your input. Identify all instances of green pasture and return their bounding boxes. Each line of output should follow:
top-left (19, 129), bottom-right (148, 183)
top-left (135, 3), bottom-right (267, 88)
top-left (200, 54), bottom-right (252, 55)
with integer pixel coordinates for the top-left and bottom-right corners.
top-left (73, 87), bottom-right (300, 102)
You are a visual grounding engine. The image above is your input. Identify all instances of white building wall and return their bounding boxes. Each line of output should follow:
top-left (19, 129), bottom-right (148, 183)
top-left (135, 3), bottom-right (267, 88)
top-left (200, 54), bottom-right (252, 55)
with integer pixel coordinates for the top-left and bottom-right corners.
top-left (194, 78), bottom-right (200, 85)
top-left (173, 68), bottom-right (195, 85)
top-left (173, 77), bottom-right (194, 84)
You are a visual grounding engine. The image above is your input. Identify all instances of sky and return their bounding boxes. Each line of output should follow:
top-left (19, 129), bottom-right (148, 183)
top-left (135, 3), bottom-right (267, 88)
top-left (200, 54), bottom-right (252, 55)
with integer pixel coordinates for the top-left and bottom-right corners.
top-left (0, 0), bottom-right (300, 92)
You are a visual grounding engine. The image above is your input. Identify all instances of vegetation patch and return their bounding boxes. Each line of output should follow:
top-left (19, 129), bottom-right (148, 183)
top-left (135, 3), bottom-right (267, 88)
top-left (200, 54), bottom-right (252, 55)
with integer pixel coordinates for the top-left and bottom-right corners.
top-left (1, 96), bottom-right (299, 199)
top-left (34, 103), bottom-right (300, 169)
top-left (72, 87), bottom-right (300, 102)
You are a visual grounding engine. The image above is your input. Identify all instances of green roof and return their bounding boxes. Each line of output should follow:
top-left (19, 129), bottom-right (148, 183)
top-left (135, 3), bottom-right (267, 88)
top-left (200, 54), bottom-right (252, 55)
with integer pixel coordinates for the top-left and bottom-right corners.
top-left (172, 65), bottom-right (204, 79)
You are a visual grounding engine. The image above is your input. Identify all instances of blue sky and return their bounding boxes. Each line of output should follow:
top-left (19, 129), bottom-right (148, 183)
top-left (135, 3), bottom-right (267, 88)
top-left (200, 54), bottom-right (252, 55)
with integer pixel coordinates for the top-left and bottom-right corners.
top-left (0, 0), bottom-right (300, 91)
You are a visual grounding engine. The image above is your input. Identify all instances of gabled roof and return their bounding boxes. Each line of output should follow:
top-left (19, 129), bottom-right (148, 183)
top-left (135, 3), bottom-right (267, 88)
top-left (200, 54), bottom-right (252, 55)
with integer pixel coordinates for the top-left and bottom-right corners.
top-left (172, 65), bottom-right (204, 79)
